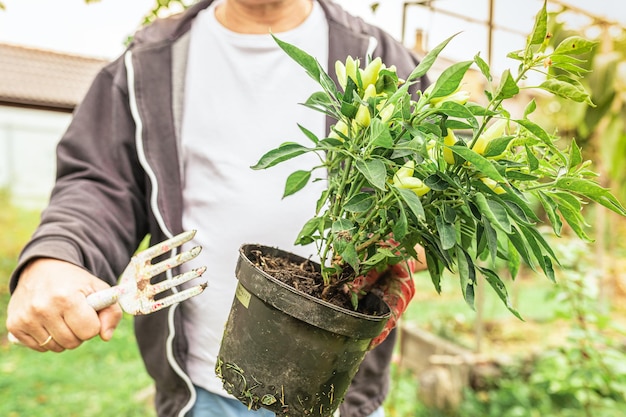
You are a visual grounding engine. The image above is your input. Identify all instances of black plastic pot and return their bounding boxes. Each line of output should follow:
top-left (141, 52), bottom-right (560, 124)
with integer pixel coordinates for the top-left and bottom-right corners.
top-left (216, 244), bottom-right (391, 417)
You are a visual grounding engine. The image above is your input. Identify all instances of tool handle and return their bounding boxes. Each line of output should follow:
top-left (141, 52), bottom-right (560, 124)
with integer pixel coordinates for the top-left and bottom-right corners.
top-left (7, 286), bottom-right (122, 345)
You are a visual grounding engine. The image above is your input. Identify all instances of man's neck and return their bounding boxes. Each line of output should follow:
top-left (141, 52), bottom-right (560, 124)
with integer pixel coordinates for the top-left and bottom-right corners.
top-left (215, 0), bottom-right (314, 34)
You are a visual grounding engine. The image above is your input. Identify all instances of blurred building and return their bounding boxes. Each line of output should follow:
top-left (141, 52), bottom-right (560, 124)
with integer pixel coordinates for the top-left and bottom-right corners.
top-left (0, 43), bottom-right (106, 209)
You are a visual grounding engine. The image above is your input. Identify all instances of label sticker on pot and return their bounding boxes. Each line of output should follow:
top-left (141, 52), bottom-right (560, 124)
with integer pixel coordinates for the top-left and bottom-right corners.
top-left (235, 283), bottom-right (251, 309)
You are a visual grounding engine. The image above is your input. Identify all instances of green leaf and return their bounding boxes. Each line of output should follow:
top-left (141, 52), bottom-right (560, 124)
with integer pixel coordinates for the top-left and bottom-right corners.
top-left (537, 191), bottom-right (563, 236)
top-left (549, 193), bottom-right (592, 242)
top-left (450, 146), bottom-right (505, 182)
top-left (435, 212), bottom-right (456, 250)
top-left (437, 101), bottom-right (475, 119)
top-left (516, 118), bottom-right (566, 164)
top-left (283, 170), bottom-right (310, 198)
top-left (523, 99), bottom-right (537, 118)
top-left (376, 68), bottom-right (400, 94)
top-left (251, 143), bottom-right (309, 169)
top-left (392, 208), bottom-right (408, 241)
top-left (549, 54), bottom-right (591, 76)
top-left (332, 218), bottom-right (354, 233)
top-left (369, 118), bottom-right (394, 149)
top-left (527, 0), bottom-right (547, 47)
top-left (474, 194), bottom-right (512, 233)
top-left (474, 52), bottom-right (492, 82)
top-left (478, 266), bottom-right (523, 320)
top-left (295, 217), bottom-right (321, 245)
top-left (524, 226), bottom-right (560, 266)
top-left (466, 103), bottom-right (498, 117)
top-left (341, 243), bottom-right (359, 274)
top-left (499, 191), bottom-right (541, 222)
top-left (505, 171), bottom-right (539, 182)
top-left (272, 34), bottom-right (321, 82)
top-left (355, 159), bottom-right (387, 191)
top-left (518, 224), bottom-right (552, 281)
top-left (304, 91), bottom-right (334, 116)
top-left (428, 61), bottom-right (473, 99)
top-left (507, 240), bottom-right (521, 280)
top-left (456, 245), bottom-right (476, 310)
top-left (483, 218), bottom-right (498, 266)
top-left (494, 69), bottom-right (520, 101)
top-left (397, 188), bottom-right (425, 220)
top-left (407, 33), bottom-right (461, 82)
top-left (539, 78), bottom-right (594, 106)
top-left (553, 36), bottom-right (598, 56)
top-left (425, 249), bottom-right (443, 294)
top-left (297, 123), bottom-right (319, 145)
top-left (344, 192), bottom-right (375, 213)
top-left (508, 226), bottom-right (535, 269)
top-left (483, 135), bottom-right (516, 158)
top-left (568, 139), bottom-right (583, 170)
top-left (525, 145), bottom-right (539, 171)
top-left (424, 172), bottom-right (451, 192)
top-left (555, 177), bottom-right (626, 216)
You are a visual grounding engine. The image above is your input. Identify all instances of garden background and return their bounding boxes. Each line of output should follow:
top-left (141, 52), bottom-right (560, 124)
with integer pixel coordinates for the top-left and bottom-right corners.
top-left (1, 1), bottom-right (626, 416)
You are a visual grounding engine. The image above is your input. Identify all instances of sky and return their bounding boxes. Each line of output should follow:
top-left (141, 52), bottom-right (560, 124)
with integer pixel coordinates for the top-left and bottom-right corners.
top-left (0, 0), bottom-right (624, 62)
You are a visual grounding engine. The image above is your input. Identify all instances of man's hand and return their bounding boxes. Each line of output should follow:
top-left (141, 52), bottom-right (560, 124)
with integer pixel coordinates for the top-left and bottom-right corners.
top-left (348, 245), bottom-right (427, 349)
top-left (6, 258), bottom-right (122, 352)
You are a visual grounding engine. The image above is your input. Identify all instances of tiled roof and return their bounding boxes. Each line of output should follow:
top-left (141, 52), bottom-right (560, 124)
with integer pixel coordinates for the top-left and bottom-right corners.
top-left (0, 43), bottom-right (108, 112)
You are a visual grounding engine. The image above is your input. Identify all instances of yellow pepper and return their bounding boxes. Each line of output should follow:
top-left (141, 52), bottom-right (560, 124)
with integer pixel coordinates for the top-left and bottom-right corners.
top-left (393, 161), bottom-right (431, 197)
top-left (360, 57), bottom-right (383, 89)
top-left (473, 119), bottom-right (508, 155)
top-left (426, 84), bottom-right (471, 108)
top-left (443, 130), bottom-right (457, 164)
top-left (329, 120), bottom-right (349, 141)
top-left (377, 101), bottom-right (395, 123)
top-left (480, 177), bottom-right (506, 194)
top-left (335, 56), bottom-right (360, 91)
top-left (354, 84), bottom-right (376, 128)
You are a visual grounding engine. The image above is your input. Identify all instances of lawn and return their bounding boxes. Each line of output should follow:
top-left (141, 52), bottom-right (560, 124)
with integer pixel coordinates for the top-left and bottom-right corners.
top-left (0, 192), bottom-right (154, 416)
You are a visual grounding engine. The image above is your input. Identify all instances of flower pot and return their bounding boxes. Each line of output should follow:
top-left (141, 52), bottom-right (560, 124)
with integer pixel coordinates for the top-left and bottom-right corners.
top-left (216, 244), bottom-right (391, 417)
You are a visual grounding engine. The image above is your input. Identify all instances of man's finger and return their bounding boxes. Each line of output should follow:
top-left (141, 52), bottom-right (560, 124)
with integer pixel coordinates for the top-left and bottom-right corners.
top-left (97, 304), bottom-right (123, 341)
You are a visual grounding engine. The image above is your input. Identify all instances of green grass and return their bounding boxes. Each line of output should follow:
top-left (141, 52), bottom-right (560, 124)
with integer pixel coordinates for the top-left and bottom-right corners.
top-left (0, 191), bottom-right (155, 416)
top-left (0, 317), bottom-right (154, 417)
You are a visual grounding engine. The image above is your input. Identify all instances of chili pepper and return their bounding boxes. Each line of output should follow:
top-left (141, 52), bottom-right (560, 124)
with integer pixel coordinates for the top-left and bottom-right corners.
top-left (335, 56), bottom-right (360, 91)
top-left (426, 84), bottom-right (471, 108)
top-left (360, 57), bottom-right (383, 89)
top-left (473, 118), bottom-right (508, 155)
top-left (329, 119), bottom-right (349, 141)
top-left (443, 130), bottom-right (457, 164)
top-left (354, 84), bottom-right (376, 127)
top-left (480, 177), bottom-right (506, 194)
top-left (393, 161), bottom-right (431, 196)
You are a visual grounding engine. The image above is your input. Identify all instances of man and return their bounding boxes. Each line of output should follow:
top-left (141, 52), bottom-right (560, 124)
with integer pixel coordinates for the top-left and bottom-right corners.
top-left (6, 0), bottom-right (429, 416)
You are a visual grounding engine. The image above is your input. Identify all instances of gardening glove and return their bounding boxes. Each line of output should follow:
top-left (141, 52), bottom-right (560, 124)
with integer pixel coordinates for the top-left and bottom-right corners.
top-left (349, 246), bottom-right (426, 349)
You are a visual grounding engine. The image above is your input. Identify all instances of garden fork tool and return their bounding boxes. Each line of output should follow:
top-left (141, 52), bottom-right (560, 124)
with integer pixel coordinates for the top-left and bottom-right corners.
top-left (9, 230), bottom-right (207, 345)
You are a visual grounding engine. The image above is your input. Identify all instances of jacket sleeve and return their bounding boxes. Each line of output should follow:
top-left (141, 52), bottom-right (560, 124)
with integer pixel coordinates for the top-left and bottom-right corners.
top-left (9, 59), bottom-right (149, 292)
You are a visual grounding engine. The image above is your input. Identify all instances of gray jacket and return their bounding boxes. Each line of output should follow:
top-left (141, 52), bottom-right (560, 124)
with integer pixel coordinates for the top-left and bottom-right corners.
top-left (10, 1), bottom-right (428, 416)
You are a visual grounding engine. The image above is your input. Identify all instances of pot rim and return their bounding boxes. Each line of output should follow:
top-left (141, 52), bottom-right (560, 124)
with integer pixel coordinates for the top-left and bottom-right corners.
top-left (236, 243), bottom-right (391, 339)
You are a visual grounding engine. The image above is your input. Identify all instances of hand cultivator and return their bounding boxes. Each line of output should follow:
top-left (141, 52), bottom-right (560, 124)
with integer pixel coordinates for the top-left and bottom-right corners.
top-left (8, 230), bottom-right (206, 344)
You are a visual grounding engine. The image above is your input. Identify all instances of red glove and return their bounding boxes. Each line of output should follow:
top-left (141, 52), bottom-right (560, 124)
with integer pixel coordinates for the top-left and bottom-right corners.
top-left (348, 257), bottom-right (421, 349)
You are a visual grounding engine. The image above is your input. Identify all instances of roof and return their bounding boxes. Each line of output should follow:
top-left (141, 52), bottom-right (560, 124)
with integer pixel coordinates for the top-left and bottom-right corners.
top-left (0, 43), bottom-right (108, 112)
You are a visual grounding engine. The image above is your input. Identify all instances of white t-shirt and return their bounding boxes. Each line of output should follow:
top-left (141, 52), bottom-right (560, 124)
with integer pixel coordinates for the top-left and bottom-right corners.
top-left (179, 1), bottom-right (329, 396)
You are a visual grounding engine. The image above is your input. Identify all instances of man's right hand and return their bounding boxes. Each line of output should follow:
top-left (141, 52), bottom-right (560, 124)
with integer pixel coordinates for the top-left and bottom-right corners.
top-left (6, 258), bottom-right (123, 352)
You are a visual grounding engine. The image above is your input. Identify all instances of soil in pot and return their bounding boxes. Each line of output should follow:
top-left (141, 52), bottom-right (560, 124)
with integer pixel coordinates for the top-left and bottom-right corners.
top-left (216, 244), bottom-right (390, 417)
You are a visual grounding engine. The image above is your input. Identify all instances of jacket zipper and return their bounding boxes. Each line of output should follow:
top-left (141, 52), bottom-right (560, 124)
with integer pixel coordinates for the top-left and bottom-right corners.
top-left (124, 50), bottom-right (197, 417)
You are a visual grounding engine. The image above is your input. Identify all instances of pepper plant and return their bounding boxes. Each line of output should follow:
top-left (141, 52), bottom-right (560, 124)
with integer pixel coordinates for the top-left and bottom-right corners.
top-left (252, 1), bottom-right (626, 314)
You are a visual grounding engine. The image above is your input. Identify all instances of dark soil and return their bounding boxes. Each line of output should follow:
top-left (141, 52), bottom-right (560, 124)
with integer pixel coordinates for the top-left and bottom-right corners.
top-left (248, 248), bottom-right (359, 312)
